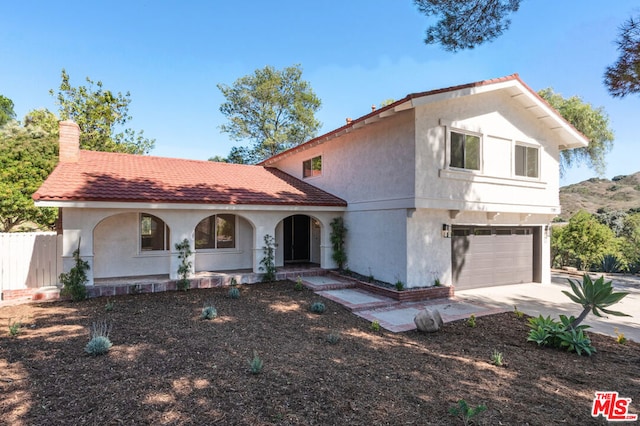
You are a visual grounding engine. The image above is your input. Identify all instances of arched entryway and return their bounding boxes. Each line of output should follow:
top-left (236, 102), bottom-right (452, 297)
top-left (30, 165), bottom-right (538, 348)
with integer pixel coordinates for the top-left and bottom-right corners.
top-left (281, 215), bottom-right (321, 265)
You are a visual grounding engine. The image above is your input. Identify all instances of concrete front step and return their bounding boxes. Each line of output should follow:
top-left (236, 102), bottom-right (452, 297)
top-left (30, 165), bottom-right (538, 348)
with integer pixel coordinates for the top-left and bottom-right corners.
top-left (298, 276), bottom-right (356, 291)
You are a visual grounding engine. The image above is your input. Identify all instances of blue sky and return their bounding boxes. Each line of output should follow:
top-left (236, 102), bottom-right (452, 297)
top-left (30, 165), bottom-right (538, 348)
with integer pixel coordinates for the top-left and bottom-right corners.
top-left (1, 0), bottom-right (638, 186)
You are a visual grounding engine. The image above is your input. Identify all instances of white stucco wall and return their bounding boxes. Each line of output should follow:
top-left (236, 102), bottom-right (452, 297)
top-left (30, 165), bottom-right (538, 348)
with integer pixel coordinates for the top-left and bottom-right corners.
top-left (273, 110), bottom-right (417, 208)
top-left (414, 91), bottom-right (562, 214)
top-left (93, 213), bottom-right (170, 278)
top-left (343, 209), bottom-right (407, 286)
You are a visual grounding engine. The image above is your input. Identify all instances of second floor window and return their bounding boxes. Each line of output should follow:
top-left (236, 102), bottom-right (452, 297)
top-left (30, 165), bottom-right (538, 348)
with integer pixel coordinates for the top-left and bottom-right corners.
top-left (515, 144), bottom-right (539, 178)
top-left (450, 131), bottom-right (480, 171)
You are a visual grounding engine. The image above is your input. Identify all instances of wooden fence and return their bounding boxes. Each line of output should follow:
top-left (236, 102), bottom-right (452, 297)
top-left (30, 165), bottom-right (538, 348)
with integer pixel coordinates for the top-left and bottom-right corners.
top-left (0, 232), bottom-right (62, 298)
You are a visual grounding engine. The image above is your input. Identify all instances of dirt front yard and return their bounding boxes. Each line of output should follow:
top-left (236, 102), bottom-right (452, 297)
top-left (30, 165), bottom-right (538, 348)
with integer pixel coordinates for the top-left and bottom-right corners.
top-left (1, 281), bottom-right (638, 425)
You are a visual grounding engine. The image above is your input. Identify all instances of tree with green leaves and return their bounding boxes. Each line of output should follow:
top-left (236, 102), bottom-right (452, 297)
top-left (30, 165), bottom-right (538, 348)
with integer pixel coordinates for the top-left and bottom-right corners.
top-left (414, 0), bottom-right (522, 52)
top-left (414, 3), bottom-right (640, 98)
top-left (605, 15), bottom-right (640, 98)
top-left (51, 69), bottom-right (154, 154)
top-left (0, 121), bottom-right (58, 231)
top-left (551, 210), bottom-right (617, 270)
top-left (23, 108), bottom-right (59, 135)
top-left (538, 88), bottom-right (614, 177)
top-left (0, 94), bottom-right (16, 126)
top-left (217, 64), bottom-right (321, 164)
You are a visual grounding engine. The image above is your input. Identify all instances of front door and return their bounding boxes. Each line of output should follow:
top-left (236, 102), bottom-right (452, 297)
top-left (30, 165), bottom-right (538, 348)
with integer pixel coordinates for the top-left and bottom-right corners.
top-left (284, 215), bottom-right (310, 263)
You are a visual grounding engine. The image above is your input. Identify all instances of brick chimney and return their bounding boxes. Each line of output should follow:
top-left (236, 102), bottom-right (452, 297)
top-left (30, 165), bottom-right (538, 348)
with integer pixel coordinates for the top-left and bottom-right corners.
top-left (59, 120), bottom-right (80, 163)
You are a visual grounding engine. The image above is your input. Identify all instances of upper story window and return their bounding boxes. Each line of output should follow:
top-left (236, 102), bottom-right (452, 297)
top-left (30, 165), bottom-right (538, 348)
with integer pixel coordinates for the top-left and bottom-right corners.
top-left (195, 214), bottom-right (236, 250)
top-left (303, 156), bottom-right (322, 178)
top-left (450, 131), bottom-right (480, 171)
top-left (140, 213), bottom-right (170, 251)
top-left (515, 144), bottom-right (539, 178)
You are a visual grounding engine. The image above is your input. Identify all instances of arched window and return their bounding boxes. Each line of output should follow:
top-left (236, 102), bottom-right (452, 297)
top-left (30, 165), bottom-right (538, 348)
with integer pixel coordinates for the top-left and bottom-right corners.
top-left (195, 214), bottom-right (236, 250)
top-left (140, 213), bottom-right (170, 251)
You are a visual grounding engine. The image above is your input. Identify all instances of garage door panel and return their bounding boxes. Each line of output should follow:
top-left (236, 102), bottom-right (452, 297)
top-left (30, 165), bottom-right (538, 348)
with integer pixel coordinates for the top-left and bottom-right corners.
top-left (452, 228), bottom-right (533, 290)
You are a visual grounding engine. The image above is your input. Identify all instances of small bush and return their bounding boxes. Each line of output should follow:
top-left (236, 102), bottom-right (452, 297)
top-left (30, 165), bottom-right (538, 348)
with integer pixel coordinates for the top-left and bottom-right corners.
top-left (490, 350), bottom-right (503, 366)
top-left (370, 320), bottom-right (381, 332)
top-left (8, 319), bottom-right (22, 337)
top-left (59, 243), bottom-right (89, 302)
top-left (105, 299), bottom-right (115, 312)
top-left (614, 328), bottom-right (627, 345)
top-left (601, 254), bottom-right (622, 273)
top-left (85, 320), bottom-right (112, 356)
top-left (527, 314), bottom-right (595, 356)
top-left (249, 350), bottom-right (263, 374)
top-left (449, 399), bottom-right (487, 426)
top-left (433, 278), bottom-right (441, 287)
top-left (201, 304), bottom-right (218, 320)
top-left (228, 287), bottom-right (240, 299)
top-left (467, 314), bottom-right (476, 328)
top-left (326, 332), bottom-right (341, 344)
top-left (310, 301), bottom-right (326, 314)
top-left (395, 280), bottom-right (404, 291)
top-left (294, 276), bottom-right (304, 291)
top-left (513, 305), bottom-right (524, 319)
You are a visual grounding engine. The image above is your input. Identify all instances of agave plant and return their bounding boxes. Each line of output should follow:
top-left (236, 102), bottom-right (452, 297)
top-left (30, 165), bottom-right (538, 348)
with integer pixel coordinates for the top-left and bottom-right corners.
top-left (562, 274), bottom-right (630, 329)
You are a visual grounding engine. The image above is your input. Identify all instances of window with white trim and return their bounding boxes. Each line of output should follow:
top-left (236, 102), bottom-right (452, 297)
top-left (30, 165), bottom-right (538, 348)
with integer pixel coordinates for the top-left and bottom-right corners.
top-left (303, 156), bottom-right (322, 178)
top-left (140, 213), bottom-right (170, 251)
top-left (515, 144), bottom-right (539, 178)
top-left (450, 131), bottom-right (480, 171)
top-left (195, 214), bottom-right (236, 249)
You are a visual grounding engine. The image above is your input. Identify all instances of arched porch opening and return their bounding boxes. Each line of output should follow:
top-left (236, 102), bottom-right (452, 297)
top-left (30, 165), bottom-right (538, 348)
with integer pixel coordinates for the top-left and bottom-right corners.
top-left (276, 214), bottom-right (322, 266)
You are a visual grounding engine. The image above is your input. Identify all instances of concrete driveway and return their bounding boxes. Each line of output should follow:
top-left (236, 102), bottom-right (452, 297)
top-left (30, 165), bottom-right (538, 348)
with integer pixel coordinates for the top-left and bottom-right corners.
top-left (455, 271), bottom-right (640, 343)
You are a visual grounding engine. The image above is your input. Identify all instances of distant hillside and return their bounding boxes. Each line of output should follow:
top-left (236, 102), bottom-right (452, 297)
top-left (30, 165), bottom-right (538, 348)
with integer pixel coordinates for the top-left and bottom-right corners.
top-left (559, 172), bottom-right (640, 220)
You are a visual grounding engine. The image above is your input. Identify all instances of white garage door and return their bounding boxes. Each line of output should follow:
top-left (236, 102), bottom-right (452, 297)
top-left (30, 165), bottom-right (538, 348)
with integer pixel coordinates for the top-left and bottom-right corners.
top-left (452, 227), bottom-right (533, 290)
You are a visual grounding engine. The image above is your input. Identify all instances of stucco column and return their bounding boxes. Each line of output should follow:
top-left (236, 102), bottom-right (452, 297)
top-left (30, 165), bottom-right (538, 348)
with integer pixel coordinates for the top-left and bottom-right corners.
top-left (319, 223), bottom-right (336, 269)
top-left (541, 225), bottom-right (551, 285)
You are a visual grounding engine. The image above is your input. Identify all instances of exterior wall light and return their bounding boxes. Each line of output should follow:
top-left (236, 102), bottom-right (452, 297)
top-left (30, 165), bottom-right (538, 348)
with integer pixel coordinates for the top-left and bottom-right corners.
top-left (442, 224), bottom-right (451, 238)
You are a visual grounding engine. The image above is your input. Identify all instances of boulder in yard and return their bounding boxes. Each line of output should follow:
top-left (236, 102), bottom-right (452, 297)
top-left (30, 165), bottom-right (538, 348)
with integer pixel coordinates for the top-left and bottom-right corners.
top-left (414, 308), bottom-right (443, 333)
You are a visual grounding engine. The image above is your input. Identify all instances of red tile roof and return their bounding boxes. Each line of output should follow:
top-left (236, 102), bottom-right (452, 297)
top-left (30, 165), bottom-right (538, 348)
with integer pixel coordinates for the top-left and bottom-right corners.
top-left (33, 150), bottom-right (346, 206)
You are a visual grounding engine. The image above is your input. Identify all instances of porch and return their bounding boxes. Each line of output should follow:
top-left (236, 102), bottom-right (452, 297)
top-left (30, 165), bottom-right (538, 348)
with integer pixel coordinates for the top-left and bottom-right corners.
top-left (87, 264), bottom-right (326, 298)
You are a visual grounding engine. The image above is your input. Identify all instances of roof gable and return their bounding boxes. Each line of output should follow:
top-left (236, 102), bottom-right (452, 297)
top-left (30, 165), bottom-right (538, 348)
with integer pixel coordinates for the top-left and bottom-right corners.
top-left (261, 74), bottom-right (589, 166)
top-left (33, 151), bottom-right (346, 207)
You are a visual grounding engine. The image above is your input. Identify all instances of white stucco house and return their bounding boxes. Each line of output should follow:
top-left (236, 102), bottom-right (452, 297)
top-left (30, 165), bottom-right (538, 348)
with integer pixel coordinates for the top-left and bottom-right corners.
top-left (34, 74), bottom-right (588, 290)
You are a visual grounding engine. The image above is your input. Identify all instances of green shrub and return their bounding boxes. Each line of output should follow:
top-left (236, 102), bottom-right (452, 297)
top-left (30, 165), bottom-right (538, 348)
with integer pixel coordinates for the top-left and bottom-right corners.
top-left (201, 304), bottom-right (218, 320)
top-left (490, 350), bottom-right (503, 366)
top-left (513, 305), bottom-right (524, 319)
top-left (259, 234), bottom-right (277, 282)
top-left (85, 320), bottom-right (112, 356)
top-left (395, 280), bottom-right (404, 291)
top-left (326, 332), bottom-right (341, 344)
top-left (294, 276), bottom-right (304, 291)
top-left (228, 287), bottom-right (240, 299)
top-left (104, 299), bottom-right (115, 312)
top-left (601, 254), bottom-right (623, 273)
top-left (249, 350), bottom-right (263, 374)
top-left (330, 217), bottom-right (347, 270)
top-left (527, 314), bottom-right (595, 356)
top-left (8, 319), bottom-right (22, 337)
top-left (175, 239), bottom-right (193, 291)
top-left (466, 314), bottom-right (476, 328)
top-left (59, 242), bottom-right (89, 302)
top-left (448, 399), bottom-right (487, 426)
top-left (310, 301), bottom-right (326, 314)
top-left (370, 320), bottom-right (381, 332)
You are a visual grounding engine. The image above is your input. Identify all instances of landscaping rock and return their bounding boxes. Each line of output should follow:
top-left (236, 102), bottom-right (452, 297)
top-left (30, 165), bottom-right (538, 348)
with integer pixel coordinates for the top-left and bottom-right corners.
top-left (414, 308), bottom-right (443, 332)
